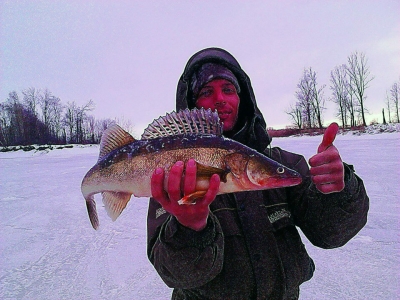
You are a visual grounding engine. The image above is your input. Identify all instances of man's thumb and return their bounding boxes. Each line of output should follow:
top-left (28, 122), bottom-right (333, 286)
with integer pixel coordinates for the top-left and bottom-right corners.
top-left (318, 123), bottom-right (339, 153)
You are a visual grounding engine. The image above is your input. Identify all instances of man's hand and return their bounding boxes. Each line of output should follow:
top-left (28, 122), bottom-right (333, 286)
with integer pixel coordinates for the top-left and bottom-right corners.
top-left (309, 123), bottom-right (345, 194)
top-left (151, 159), bottom-right (220, 231)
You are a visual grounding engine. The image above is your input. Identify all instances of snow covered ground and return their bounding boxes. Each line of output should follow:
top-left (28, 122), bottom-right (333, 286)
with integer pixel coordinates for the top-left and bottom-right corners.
top-left (1, 132), bottom-right (399, 299)
top-left (273, 132), bottom-right (400, 300)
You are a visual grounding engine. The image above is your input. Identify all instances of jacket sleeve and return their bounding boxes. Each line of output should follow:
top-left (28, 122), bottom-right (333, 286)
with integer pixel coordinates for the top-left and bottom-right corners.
top-left (277, 148), bottom-right (369, 249)
top-left (147, 198), bottom-right (224, 289)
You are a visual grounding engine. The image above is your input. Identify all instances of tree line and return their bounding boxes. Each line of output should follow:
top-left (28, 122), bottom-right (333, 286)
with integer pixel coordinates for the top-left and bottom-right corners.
top-left (0, 88), bottom-right (133, 146)
top-left (287, 51), bottom-right (400, 129)
top-left (2, 52), bottom-right (399, 146)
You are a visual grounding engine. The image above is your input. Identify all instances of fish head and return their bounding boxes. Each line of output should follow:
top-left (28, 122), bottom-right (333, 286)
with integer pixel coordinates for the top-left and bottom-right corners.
top-left (246, 155), bottom-right (302, 189)
top-left (224, 152), bottom-right (302, 191)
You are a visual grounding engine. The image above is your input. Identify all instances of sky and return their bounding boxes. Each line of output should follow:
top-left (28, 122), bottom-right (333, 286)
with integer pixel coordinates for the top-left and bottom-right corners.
top-left (1, 0), bottom-right (399, 134)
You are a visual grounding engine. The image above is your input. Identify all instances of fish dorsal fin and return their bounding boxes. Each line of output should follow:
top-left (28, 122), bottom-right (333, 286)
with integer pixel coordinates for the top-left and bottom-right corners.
top-left (99, 124), bottom-right (135, 161)
top-left (141, 108), bottom-right (223, 139)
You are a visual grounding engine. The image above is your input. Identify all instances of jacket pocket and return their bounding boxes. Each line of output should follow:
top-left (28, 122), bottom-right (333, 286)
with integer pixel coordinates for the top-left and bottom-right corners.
top-left (211, 207), bottom-right (242, 237)
top-left (210, 194), bottom-right (243, 237)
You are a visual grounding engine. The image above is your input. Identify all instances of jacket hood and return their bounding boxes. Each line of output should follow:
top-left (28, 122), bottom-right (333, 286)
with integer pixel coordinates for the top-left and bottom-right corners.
top-left (176, 47), bottom-right (271, 152)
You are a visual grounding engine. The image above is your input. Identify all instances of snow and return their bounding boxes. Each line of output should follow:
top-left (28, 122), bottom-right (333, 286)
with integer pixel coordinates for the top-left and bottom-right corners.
top-left (272, 131), bottom-right (400, 299)
top-left (1, 132), bottom-right (399, 299)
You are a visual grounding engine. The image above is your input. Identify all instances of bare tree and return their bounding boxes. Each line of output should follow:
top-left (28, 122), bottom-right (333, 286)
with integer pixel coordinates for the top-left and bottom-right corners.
top-left (64, 101), bottom-right (77, 143)
top-left (390, 81), bottom-right (399, 123)
top-left (286, 103), bottom-right (303, 129)
top-left (1, 87), bottom-right (105, 146)
top-left (76, 100), bottom-right (95, 143)
top-left (346, 52), bottom-right (374, 126)
top-left (310, 70), bottom-right (325, 129)
top-left (296, 70), bottom-right (313, 128)
top-left (38, 89), bottom-right (65, 142)
top-left (49, 97), bottom-right (64, 142)
top-left (385, 91), bottom-right (392, 123)
top-left (0, 102), bottom-right (9, 145)
top-left (1, 91), bottom-right (46, 145)
top-left (344, 78), bottom-right (358, 127)
top-left (5, 91), bottom-right (25, 144)
top-left (39, 89), bottom-right (54, 133)
top-left (295, 67), bottom-right (325, 128)
top-left (63, 100), bottom-right (95, 143)
top-left (382, 108), bottom-right (387, 124)
top-left (330, 65), bottom-right (350, 128)
top-left (22, 87), bottom-right (41, 116)
top-left (22, 87), bottom-right (42, 143)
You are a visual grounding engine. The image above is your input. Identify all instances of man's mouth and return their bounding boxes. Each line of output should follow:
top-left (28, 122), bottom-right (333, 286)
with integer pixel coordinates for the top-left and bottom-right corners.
top-left (217, 110), bottom-right (231, 120)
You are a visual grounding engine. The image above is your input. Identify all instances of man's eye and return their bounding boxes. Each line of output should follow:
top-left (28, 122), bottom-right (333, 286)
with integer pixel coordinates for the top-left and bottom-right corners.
top-left (199, 89), bottom-right (212, 97)
top-left (223, 87), bottom-right (235, 94)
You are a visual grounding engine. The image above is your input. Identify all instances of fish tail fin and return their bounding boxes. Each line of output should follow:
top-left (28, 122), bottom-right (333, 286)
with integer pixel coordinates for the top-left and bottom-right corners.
top-left (86, 195), bottom-right (99, 230)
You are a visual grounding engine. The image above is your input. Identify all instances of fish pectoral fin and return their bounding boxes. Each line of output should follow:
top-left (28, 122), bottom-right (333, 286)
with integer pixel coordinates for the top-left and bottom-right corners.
top-left (196, 162), bottom-right (228, 183)
top-left (101, 191), bottom-right (132, 221)
top-left (177, 191), bottom-right (207, 205)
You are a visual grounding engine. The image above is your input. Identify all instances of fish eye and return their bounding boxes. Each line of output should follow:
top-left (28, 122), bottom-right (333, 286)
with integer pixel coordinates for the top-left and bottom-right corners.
top-left (277, 167), bottom-right (285, 174)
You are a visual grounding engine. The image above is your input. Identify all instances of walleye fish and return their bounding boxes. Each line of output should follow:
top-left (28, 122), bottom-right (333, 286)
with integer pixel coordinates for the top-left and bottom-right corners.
top-left (81, 108), bottom-right (302, 229)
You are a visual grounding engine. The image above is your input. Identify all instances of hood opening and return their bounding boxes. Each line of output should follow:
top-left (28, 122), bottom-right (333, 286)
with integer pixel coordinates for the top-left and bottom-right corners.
top-left (176, 47), bottom-right (272, 152)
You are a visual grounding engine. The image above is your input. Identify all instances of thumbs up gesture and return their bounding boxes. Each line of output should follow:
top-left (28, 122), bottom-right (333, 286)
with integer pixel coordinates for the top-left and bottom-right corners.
top-left (309, 123), bottom-right (345, 194)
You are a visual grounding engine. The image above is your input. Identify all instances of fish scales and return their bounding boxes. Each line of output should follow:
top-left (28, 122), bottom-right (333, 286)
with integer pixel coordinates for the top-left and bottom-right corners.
top-left (81, 108), bottom-right (302, 229)
top-left (95, 134), bottom-right (249, 181)
top-left (84, 135), bottom-right (240, 196)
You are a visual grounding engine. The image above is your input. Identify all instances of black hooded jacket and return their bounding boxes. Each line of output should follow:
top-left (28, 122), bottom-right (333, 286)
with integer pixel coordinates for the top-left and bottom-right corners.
top-left (147, 48), bottom-right (369, 299)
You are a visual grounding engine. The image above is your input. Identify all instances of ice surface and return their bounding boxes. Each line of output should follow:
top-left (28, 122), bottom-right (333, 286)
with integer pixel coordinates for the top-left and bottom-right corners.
top-left (272, 132), bottom-right (400, 299)
top-left (1, 132), bottom-right (399, 299)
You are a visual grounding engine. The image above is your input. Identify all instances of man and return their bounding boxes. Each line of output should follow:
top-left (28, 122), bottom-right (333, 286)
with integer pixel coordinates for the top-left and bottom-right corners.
top-left (147, 47), bottom-right (369, 299)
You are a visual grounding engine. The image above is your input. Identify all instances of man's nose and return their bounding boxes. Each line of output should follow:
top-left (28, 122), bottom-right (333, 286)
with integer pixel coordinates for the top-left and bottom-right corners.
top-left (214, 90), bottom-right (226, 107)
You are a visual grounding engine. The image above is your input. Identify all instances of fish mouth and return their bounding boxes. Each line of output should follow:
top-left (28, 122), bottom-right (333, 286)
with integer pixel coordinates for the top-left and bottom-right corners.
top-left (250, 175), bottom-right (302, 189)
top-left (274, 175), bottom-right (302, 187)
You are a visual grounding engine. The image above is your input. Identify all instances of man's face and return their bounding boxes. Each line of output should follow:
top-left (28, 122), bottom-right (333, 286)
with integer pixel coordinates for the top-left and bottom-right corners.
top-left (195, 79), bottom-right (240, 132)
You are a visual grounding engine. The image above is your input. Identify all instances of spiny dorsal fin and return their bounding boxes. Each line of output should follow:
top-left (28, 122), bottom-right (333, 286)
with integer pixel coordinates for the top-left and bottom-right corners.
top-left (141, 108), bottom-right (223, 139)
top-left (99, 124), bottom-right (135, 161)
